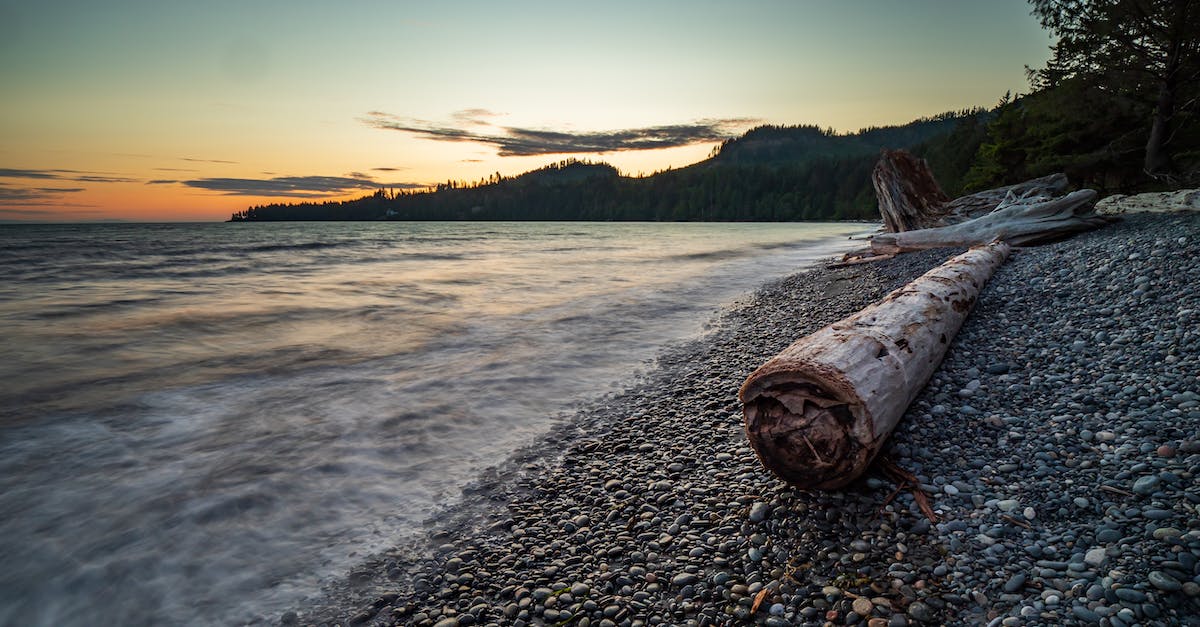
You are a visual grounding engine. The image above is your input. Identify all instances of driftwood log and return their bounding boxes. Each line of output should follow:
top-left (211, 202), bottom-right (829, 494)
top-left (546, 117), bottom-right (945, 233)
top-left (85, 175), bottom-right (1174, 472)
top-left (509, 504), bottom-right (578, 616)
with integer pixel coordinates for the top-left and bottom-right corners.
top-left (869, 188), bottom-right (1107, 254)
top-left (854, 150), bottom-right (1110, 259)
top-left (740, 241), bottom-right (1010, 490)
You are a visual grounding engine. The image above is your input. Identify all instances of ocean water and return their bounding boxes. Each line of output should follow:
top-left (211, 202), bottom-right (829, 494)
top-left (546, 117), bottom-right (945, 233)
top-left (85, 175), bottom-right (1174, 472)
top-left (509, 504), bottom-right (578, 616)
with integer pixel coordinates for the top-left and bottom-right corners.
top-left (0, 221), bottom-right (860, 625)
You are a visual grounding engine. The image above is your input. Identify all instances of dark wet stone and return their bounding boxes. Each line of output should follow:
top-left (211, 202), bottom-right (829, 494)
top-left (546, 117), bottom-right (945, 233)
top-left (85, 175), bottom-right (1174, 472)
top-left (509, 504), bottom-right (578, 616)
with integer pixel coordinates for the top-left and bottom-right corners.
top-left (1003, 572), bottom-right (1026, 593)
top-left (1148, 571), bottom-right (1182, 592)
top-left (907, 601), bottom-right (934, 622)
top-left (1072, 605), bottom-right (1101, 623)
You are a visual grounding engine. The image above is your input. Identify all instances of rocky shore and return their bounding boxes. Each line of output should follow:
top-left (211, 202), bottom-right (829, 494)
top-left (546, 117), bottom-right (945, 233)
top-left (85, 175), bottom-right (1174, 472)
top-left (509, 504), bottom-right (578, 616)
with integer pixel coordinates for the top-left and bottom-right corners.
top-left (297, 212), bottom-right (1199, 627)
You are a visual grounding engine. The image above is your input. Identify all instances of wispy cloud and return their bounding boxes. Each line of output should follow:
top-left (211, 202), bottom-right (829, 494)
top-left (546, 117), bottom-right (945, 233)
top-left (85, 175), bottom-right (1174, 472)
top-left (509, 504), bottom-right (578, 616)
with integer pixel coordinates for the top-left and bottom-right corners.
top-left (0, 168), bottom-right (141, 206)
top-left (147, 179), bottom-right (178, 185)
top-left (451, 108), bottom-right (503, 126)
top-left (0, 182), bottom-right (87, 205)
top-left (0, 168), bottom-right (137, 184)
top-left (362, 110), bottom-right (758, 157)
top-left (0, 186), bottom-right (51, 201)
top-left (0, 168), bottom-right (61, 180)
top-left (181, 157), bottom-right (239, 164)
top-left (74, 175), bottom-right (138, 183)
top-left (182, 174), bottom-right (426, 198)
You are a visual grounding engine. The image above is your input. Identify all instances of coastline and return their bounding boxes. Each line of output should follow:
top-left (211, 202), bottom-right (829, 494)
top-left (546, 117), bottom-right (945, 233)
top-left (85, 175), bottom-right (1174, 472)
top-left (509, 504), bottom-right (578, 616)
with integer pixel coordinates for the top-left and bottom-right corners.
top-left (295, 213), bottom-right (1199, 627)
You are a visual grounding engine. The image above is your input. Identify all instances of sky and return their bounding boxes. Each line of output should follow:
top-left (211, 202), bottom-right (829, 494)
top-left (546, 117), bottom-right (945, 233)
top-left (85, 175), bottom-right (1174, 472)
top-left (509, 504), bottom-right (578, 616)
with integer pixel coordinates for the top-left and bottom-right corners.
top-left (0, 0), bottom-right (1053, 222)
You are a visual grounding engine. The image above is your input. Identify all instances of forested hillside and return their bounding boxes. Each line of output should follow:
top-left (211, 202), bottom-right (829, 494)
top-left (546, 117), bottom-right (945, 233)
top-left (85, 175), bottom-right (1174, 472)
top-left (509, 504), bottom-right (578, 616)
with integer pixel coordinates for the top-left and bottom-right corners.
top-left (230, 113), bottom-right (988, 222)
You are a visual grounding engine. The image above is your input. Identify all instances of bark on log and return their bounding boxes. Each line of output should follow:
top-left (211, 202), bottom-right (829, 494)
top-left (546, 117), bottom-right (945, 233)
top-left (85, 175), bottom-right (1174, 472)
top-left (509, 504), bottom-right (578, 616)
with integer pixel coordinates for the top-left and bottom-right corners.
top-left (872, 149), bottom-right (950, 232)
top-left (740, 241), bottom-right (1010, 490)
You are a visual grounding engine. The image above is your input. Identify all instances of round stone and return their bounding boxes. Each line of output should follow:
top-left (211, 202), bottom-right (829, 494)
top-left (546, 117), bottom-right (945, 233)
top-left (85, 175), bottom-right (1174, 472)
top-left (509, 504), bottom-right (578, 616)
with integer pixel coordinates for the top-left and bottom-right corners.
top-left (1132, 475), bottom-right (1160, 495)
top-left (907, 601), bottom-right (933, 622)
top-left (671, 573), bottom-right (698, 587)
top-left (1148, 571), bottom-right (1182, 592)
top-left (1003, 572), bottom-right (1026, 593)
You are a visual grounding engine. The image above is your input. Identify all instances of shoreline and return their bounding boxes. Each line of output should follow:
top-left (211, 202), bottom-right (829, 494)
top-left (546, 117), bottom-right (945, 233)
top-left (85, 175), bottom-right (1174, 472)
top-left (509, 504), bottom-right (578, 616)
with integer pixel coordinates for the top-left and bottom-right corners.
top-left (294, 213), bottom-right (1199, 627)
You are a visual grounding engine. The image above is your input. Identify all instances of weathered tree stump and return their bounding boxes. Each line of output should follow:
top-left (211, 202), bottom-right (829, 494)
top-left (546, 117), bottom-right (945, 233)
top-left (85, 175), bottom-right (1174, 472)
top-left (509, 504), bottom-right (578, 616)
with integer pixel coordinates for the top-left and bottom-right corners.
top-left (872, 149), bottom-right (950, 232)
top-left (740, 241), bottom-right (1010, 490)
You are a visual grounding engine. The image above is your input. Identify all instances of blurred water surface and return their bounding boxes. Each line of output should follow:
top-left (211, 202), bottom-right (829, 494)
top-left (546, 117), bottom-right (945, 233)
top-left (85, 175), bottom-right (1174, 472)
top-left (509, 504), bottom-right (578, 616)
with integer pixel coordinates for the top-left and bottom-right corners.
top-left (0, 221), bottom-right (858, 625)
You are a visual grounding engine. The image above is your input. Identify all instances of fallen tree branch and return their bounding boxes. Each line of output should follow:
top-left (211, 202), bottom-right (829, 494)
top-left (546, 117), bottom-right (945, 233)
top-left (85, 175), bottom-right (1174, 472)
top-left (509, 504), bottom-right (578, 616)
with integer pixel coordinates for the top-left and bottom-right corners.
top-left (877, 456), bottom-right (939, 523)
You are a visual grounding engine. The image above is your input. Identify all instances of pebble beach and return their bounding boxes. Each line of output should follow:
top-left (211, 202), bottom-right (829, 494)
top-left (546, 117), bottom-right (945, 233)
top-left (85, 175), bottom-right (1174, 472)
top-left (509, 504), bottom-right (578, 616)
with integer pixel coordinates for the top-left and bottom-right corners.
top-left (299, 212), bottom-right (1200, 627)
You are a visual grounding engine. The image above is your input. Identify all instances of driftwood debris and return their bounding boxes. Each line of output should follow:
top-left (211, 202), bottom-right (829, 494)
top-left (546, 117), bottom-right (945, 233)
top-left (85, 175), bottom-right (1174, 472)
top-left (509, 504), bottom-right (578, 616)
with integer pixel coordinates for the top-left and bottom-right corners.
top-left (740, 241), bottom-right (1010, 490)
top-left (869, 188), bottom-right (1107, 254)
top-left (1094, 189), bottom-right (1200, 214)
top-left (853, 150), bottom-right (1110, 260)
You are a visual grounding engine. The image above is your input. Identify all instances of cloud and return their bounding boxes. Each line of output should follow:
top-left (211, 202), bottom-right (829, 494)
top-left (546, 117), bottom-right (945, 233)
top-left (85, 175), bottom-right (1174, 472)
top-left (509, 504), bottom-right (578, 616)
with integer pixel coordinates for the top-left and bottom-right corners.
top-left (451, 108), bottom-right (502, 126)
top-left (0, 168), bottom-right (137, 184)
top-left (181, 174), bottom-right (426, 198)
top-left (181, 157), bottom-right (238, 164)
top-left (0, 168), bottom-right (60, 180)
top-left (0, 169), bottom-right (127, 205)
top-left (0, 183), bottom-right (86, 205)
top-left (74, 175), bottom-right (138, 183)
top-left (371, 166), bottom-right (406, 172)
top-left (363, 111), bottom-right (758, 157)
top-left (0, 186), bottom-right (48, 201)
top-left (147, 179), bottom-right (178, 185)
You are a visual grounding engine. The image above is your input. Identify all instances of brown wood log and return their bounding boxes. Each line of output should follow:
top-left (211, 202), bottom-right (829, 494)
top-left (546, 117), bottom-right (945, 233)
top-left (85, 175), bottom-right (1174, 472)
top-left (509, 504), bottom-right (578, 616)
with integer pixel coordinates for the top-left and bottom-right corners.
top-left (872, 149), bottom-right (950, 232)
top-left (740, 241), bottom-right (1010, 490)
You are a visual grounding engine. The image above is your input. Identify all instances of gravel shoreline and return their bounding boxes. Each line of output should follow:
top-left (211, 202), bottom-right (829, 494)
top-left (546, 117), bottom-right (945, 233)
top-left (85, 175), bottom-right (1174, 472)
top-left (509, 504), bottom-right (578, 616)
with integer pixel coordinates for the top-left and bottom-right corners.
top-left (294, 213), bottom-right (1199, 627)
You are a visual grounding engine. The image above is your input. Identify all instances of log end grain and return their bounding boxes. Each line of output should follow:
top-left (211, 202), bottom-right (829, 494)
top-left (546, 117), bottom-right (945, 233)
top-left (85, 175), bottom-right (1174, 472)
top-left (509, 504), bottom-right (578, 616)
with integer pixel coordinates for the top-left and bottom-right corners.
top-left (741, 373), bottom-right (877, 490)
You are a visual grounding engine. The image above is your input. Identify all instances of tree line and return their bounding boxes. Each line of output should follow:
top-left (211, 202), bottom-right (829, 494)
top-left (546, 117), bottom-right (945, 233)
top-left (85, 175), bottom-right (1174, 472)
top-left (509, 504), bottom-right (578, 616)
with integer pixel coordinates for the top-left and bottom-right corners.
top-left (230, 116), bottom-right (985, 222)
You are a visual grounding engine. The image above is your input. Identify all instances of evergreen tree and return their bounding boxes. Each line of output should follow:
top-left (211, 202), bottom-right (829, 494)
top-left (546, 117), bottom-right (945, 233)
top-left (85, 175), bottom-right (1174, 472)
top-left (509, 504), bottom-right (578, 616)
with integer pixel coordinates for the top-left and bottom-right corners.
top-left (1029, 0), bottom-right (1200, 179)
